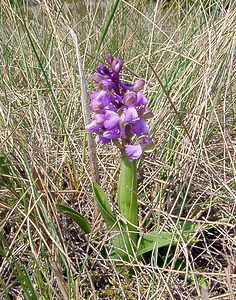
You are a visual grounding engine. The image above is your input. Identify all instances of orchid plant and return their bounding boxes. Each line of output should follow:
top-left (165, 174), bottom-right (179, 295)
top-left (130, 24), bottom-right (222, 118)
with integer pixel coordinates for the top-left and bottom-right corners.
top-left (57, 55), bottom-right (198, 265)
top-left (85, 55), bottom-right (156, 260)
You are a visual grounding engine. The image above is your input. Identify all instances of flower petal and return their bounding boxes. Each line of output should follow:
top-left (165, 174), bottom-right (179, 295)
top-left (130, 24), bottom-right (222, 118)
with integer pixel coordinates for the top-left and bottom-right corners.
top-left (131, 118), bottom-right (149, 135)
top-left (136, 92), bottom-right (148, 106)
top-left (92, 72), bottom-right (105, 83)
top-left (124, 92), bottom-right (137, 107)
top-left (111, 58), bottom-right (123, 73)
top-left (139, 136), bottom-right (155, 152)
top-left (100, 79), bottom-right (115, 92)
top-left (97, 63), bottom-right (110, 75)
top-left (90, 90), bottom-right (114, 111)
top-left (132, 79), bottom-right (145, 91)
top-left (103, 130), bottom-right (120, 139)
top-left (93, 113), bottom-right (106, 123)
top-left (123, 107), bottom-right (138, 123)
top-left (106, 54), bottom-right (113, 64)
top-left (104, 111), bottom-right (120, 129)
top-left (85, 121), bottom-right (101, 131)
top-left (125, 144), bottom-right (142, 160)
top-left (95, 135), bottom-right (111, 144)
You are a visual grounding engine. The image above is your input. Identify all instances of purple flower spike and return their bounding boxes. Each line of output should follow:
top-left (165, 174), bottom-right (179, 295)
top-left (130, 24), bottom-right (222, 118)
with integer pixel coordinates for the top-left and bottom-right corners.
top-left (86, 55), bottom-right (154, 160)
top-left (125, 144), bottom-right (142, 161)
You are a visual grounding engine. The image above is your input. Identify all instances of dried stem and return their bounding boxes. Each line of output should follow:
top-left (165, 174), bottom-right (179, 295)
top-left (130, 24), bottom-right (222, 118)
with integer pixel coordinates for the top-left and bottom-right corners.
top-left (69, 27), bottom-right (100, 220)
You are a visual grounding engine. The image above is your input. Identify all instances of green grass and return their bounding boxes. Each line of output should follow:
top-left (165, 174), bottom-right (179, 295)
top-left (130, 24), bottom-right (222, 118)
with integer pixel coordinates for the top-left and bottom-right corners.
top-left (0, 0), bottom-right (236, 299)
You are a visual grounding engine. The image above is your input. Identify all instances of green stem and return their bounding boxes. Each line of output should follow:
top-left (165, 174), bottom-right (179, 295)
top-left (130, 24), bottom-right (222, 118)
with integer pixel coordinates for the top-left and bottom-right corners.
top-left (117, 153), bottom-right (138, 245)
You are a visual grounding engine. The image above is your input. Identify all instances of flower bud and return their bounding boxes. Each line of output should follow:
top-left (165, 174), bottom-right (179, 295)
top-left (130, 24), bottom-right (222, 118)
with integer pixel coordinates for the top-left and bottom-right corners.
top-left (96, 64), bottom-right (110, 75)
top-left (132, 79), bottom-right (145, 91)
top-left (111, 58), bottom-right (123, 73)
top-left (100, 79), bottom-right (114, 92)
top-left (142, 107), bottom-right (154, 119)
top-left (106, 54), bottom-right (113, 64)
top-left (123, 92), bottom-right (137, 106)
top-left (92, 72), bottom-right (105, 83)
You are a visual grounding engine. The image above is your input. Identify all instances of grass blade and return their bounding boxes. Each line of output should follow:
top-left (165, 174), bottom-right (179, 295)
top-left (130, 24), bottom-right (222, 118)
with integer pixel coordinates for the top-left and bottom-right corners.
top-left (96, 0), bottom-right (120, 55)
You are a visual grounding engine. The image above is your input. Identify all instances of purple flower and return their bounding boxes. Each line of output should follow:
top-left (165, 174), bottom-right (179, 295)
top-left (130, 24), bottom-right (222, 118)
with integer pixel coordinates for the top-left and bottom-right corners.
top-left (111, 58), bottom-right (123, 73)
top-left (125, 137), bottom-right (155, 160)
top-left (136, 92), bottom-right (148, 106)
top-left (92, 72), bottom-right (105, 83)
top-left (123, 107), bottom-right (138, 123)
top-left (131, 118), bottom-right (149, 135)
top-left (132, 79), bottom-right (145, 92)
top-left (106, 54), bottom-right (113, 64)
top-left (95, 135), bottom-right (111, 144)
top-left (103, 130), bottom-right (120, 140)
top-left (104, 111), bottom-right (120, 130)
top-left (123, 92), bottom-right (137, 107)
top-left (97, 64), bottom-right (110, 75)
top-left (90, 91), bottom-right (113, 111)
top-left (125, 144), bottom-right (142, 161)
top-left (100, 79), bottom-right (117, 92)
top-left (86, 54), bottom-right (154, 160)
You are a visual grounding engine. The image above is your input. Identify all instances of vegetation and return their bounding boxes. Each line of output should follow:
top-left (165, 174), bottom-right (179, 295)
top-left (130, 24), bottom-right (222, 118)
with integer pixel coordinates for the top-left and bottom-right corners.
top-left (0, 0), bottom-right (235, 299)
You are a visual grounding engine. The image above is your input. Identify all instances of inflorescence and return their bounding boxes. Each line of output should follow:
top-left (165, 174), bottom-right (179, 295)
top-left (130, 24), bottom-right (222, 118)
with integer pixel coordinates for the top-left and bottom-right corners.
top-left (86, 54), bottom-right (154, 160)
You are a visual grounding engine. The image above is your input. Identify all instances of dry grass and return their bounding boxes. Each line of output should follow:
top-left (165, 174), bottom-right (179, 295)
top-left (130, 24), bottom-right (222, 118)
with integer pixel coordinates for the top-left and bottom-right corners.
top-left (0, 0), bottom-right (236, 299)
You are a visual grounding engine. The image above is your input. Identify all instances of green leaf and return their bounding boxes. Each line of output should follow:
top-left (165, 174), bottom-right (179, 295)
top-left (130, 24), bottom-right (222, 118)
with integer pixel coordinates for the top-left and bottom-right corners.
top-left (92, 183), bottom-right (135, 261)
top-left (117, 154), bottom-right (138, 244)
top-left (92, 182), bottom-right (117, 229)
top-left (56, 204), bottom-right (91, 234)
top-left (181, 221), bottom-right (200, 233)
top-left (138, 222), bottom-right (203, 255)
top-left (138, 231), bottom-right (176, 255)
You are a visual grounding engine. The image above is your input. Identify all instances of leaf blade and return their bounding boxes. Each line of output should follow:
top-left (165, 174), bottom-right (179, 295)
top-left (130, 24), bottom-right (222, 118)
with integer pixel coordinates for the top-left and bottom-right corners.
top-left (92, 182), bottom-right (117, 229)
top-left (138, 231), bottom-right (176, 255)
top-left (56, 204), bottom-right (91, 234)
top-left (92, 183), bottom-right (135, 261)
